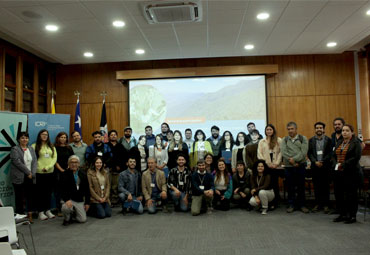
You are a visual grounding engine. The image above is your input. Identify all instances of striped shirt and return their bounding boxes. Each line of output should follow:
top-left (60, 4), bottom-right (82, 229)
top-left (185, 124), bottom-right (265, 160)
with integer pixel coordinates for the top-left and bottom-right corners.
top-left (335, 139), bottom-right (351, 163)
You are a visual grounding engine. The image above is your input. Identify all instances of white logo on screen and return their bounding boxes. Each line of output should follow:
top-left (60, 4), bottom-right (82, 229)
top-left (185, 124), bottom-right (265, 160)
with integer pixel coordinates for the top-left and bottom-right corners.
top-left (35, 121), bottom-right (47, 127)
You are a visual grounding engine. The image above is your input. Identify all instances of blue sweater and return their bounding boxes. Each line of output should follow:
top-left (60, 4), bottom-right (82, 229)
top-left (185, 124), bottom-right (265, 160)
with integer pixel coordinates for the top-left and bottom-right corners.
top-left (191, 171), bottom-right (214, 196)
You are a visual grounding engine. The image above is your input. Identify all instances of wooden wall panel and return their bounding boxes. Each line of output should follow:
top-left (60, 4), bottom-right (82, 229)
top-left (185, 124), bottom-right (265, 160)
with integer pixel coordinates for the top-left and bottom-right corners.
top-left (358, 53), bottom-right (370, 138)
top-left (274, 55), bottom-right (315, 97)
top-left (0, 48), bottom-right (4, 110)
top-left (316, 95), bottom-right (357, 134)
top-left (314, 52), bottom-right (355, 95)
top-left (275, 96), bottom-right (317, 138)
top-left (56, 52), bottom-right (363, 144)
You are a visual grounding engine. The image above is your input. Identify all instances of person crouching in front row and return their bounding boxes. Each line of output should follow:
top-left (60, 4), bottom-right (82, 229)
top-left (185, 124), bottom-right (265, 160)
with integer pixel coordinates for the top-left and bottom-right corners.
top-left (142, 158), bottom-right (168, 213)
top-left (191, 159), bottom-right (214, 216)
top-left (249, 160), bottom-right (274, 215)
top-left (60, 155), bottom-right (90, 226)
top-left (87, 157), bottom-right (112, 219)
top-left (118, 157), bottom-right (144, 214)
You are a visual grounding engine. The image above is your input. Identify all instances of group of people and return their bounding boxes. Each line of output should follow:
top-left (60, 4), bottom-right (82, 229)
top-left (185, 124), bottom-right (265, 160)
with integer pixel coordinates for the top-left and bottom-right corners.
top-left (10, 117), bottom-right (364, 225)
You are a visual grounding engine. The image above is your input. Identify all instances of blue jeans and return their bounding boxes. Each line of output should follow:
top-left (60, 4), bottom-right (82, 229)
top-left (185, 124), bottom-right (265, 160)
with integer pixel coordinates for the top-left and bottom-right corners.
top-left (91, 202), bottom-right (112, 219)
top-left (119, 193), bottom-right (144, 214)
top-left (147, 194), bottom-right (167, 214)
top-left (170, 190), bottom-right (188, 212)
top-left (285, 166), bottom-right (306, 208)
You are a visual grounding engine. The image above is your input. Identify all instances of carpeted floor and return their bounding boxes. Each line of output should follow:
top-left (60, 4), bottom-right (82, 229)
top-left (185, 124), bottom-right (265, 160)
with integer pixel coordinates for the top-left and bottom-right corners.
top-left (16, 204), bottom-right (370, 255)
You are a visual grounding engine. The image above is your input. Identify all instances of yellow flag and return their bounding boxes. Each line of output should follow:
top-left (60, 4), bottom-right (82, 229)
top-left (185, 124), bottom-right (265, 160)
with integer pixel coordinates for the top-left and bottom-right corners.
top-left (51, 97), bottom-right (56, 114)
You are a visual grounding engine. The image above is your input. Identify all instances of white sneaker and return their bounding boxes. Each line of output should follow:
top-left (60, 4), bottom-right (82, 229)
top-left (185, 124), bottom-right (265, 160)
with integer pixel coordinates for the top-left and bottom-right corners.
top-left (45, 210), bottom-right (55, 219)
top-left (261, 209), bottom-right (268, 215)
top-left (38, 212), bottom-right (48, 221)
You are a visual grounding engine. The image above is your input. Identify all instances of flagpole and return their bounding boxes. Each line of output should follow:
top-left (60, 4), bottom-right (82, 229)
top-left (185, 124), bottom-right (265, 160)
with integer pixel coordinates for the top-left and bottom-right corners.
top-left (49, 89), bottom-right (56, 114)
top-left (74, 90), bottom-right (82, 138)
top-left (100, 91), bottom-right (108, 143)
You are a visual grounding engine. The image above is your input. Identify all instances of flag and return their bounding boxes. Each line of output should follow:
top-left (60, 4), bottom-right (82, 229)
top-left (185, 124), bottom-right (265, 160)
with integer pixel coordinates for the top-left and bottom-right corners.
top-left (51, 97), bottom-right (56, 114)
top-left (74, 98), bottom-right (82, 137)
top-left (100, 99), bottom-right (108, 143)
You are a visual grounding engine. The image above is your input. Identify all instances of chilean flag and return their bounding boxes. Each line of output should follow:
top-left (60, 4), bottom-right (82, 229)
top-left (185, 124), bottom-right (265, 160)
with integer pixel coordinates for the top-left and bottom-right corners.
top-left (74, 98), bottom-right (82, 137)
top-left (100, 99), bottom-right (108, 143)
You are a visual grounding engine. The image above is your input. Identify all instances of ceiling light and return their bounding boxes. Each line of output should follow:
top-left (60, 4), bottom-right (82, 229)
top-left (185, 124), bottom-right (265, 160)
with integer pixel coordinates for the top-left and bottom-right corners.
top-left (84, 52), bottom-right (94, 57)
top-left (45, 24), bottom-right (58, 31)
top-left (326, 42), bottom-right (337, 47)
top-left (244, 44), bottom-right (254, 50)
top-left (135, 49), bottom-right (145, 54)
top-left (257, 13), bottom-right (269, 20)
top-left (113, 20), bottom-right (125, 27)
top-left (366, 9), bottom-right (370, 15)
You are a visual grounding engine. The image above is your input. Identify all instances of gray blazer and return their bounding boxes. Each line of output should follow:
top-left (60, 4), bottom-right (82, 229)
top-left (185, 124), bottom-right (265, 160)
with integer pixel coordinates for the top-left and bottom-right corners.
top-left (10, 145), bottom-right (37, 184)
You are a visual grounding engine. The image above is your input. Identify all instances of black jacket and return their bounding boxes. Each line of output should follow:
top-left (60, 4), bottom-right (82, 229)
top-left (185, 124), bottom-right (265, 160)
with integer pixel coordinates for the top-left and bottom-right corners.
top-left (60, 168), bottom-right (90, 204)
top-left (232, 171), bottom-right (251, 192)
top-left (332, 136), bottom-right (362, 176)
top-left (308, 135), bottom-right (332, 167)
top-left (107, 142), bottom-right (127, 173)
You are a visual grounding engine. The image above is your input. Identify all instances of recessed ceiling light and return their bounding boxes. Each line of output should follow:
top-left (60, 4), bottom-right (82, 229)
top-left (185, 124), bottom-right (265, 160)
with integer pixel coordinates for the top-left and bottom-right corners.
top-left (113, 20), bottom-right (125, 27)
top-left (135, 49), bottom-right (145, 54)
top-left (84, 52), bottom-right (94, 57)
top-left (366, 9), bottom-right (370, 15)
top-left (45, 24), bottom-right (58, 31)
top-left (327, 42), bottom-right (337, 47)
top-left (257, 12), bottom-right (269, 20)
top-left (244, 44), bottom-right (254, 50)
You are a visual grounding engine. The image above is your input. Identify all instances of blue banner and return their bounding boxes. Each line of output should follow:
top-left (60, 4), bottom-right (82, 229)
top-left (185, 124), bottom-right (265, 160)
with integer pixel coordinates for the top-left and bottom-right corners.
top-left (0, 112), bottom-right (28, 207)
top-left (28, 113), bottom-right (70, 145)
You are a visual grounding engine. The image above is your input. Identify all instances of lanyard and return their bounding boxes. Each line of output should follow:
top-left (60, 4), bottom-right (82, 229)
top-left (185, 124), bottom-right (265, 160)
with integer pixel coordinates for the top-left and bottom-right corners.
top-left (256, 176), bottom-right (262, 187)
top-left (340, 140), bottom-right (350, 153)
top-left (198, 174), bottom-right (205, 186)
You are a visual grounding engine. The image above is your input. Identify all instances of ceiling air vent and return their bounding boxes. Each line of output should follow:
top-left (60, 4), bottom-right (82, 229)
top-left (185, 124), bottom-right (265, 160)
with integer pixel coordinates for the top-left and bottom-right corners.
top-left (142, 1), bottom-right (202, 24)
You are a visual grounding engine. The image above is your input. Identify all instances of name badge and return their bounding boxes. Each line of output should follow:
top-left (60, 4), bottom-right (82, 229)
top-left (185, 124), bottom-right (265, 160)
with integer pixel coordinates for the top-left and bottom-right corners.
top-left (100, 185), bottom-right (104, 190)
top-left (199, 185), bottom-right (204, 190)
top-left (76, 185), bottom-right (79, 190)
top-left (240, 181), bottom-right (244, 184)
top-left (179, 181), bottom-right (184, 185)
top-left (317, 150), bottom-right (323, 155)
top-left (150, 183), bottom-right (155, 188)
top-left (335, 163), bottom-right (340, 171)
top-left (44, 153), bottom-right (50, 158)
top-left (226, 149), bottom-right (230, 151)
top-left (97, 152), bottom-right (103, 156)
top-left (174, 147), bottom-right (179, 151)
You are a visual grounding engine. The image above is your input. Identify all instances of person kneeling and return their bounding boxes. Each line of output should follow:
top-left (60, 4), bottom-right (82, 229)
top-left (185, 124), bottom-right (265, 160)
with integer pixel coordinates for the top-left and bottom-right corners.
top-left (232, 161), bottom-right (251, 209)
top-left (142, 158), bottom-right (168, 214)
top-left (87, 157), bottom-right (112, 219)
top-left (191, 159), bottom-right (214, 216)
top-left (249, 160), bottom-right (274, 215)
top-left (118, 157), bottom-right (144, 214)
top-left (168, 154), bottom-right (192, 212)
top-left (213, 158), bottom-right (232, 211)
top-left (60, 155), bottom-right (90, 226)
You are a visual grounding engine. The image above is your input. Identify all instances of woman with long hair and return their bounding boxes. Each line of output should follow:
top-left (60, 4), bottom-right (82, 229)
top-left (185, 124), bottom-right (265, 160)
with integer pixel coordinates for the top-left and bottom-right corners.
top-left (54, 131), bottom-right (74, 215)
top-left (219, 131), bottom-right (234, 173)
top-left (257, 124), bottom-right (282, 208)
top-left (190, 129), bottom-right (213, 170)
top-left (213, 158), bottom-right (233, 211)
top-left (149, 135), bottom-right (169, 177)
top-left (10, 132), bottom-right (37, 222)
top-left (87, 157), bottom-right (112, 219)
top-left (231, 132), bottom-right (247, 173)
top-left (332, 124), bottom-right (362, 224)
top-left (249, 160), bottom-right (274, 215)
top-left (167, 130), bottom-right (189, 170)
top-left (32, 129), bottom-right (57, 220)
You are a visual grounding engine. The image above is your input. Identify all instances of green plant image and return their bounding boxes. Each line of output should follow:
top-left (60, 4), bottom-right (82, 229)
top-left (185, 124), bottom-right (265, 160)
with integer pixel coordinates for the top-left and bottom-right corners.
top-left (130, 85), bottom-right (167, 132)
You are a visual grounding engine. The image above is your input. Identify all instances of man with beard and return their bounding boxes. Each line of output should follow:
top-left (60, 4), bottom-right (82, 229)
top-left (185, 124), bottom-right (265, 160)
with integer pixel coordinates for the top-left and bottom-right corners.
top-left (70, 131), bottom-right (88, 167)
top-left (85, 131), bottom-right (112, 167)
top-left (331, 117), bottom-right (345, 149)
top-left (145, 125), bottom-right (156, 148)
top-left (207, 126), bottom-right (222, 163)
top-left (107, 130), bottom-right (126, 205)
top-left (119, 126), bottom-right (137, 152)
top-left (246, 122), bottom-right (263, 144)
top-left (118, 157), bottom-right (143, 214)
top-left (184, 128), bottom-right (194, 152)
top-left (159, 122), bottom-right (170, 142)
top-left (308, 122), bottom-right (332, 213)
